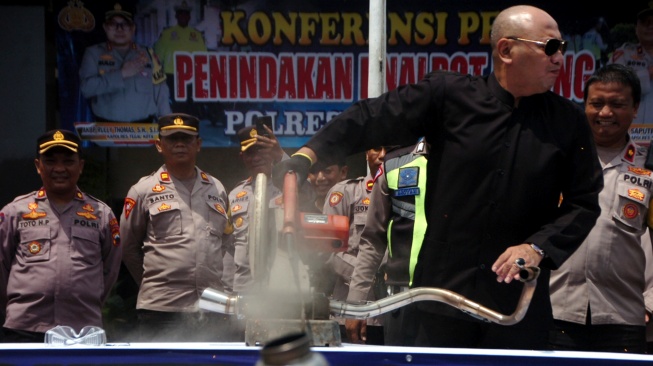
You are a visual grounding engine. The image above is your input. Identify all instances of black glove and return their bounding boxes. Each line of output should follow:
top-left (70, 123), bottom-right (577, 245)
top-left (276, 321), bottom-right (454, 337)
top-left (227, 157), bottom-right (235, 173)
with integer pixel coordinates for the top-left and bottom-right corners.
top-left (272, 153), bottom-right (312, 189)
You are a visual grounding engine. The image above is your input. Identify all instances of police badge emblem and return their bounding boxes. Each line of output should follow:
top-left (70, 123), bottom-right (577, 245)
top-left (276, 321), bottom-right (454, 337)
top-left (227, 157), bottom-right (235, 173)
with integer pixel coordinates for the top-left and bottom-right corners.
top-left (398, 167), bottom-right (419, 187)
top-left (28, 241), bottom-right (42, 255)
top-left (395, 167), bottom-right (420, 197)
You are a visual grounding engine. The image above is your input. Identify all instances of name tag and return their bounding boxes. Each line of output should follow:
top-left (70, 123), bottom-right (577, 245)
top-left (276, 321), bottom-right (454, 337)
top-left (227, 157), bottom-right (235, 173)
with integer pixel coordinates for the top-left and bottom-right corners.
top-left (394, 187), bottom-right (420, 197)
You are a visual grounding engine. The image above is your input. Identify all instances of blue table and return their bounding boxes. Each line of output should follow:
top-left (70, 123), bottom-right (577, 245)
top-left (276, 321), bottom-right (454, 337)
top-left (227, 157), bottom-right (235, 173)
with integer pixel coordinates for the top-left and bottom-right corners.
top-left (2, 343), bottom-right (653, 365)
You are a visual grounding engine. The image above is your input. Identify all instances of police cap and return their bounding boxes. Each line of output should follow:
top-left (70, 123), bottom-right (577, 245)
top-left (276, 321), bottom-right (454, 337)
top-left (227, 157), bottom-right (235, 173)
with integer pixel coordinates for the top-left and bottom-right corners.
top-left (158, 113), bottom-right (200, 136)
top-left (638, 2), bottom-right (653, 21)
top-left (106, 3), bottom-right (133, 23)
top-left (37, 129), bottom-right (81, 155)
top-left (174, 1), bottom-right (192, 13)
top-left (237, 126), bottom-right (260, 152)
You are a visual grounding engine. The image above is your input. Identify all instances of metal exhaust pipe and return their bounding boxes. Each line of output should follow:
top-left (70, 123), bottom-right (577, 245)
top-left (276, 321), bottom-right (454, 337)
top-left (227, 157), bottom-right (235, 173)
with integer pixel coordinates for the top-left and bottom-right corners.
top-left (199, 288), bottom-right (240, 315)
top-left (200, 266), bottom-right (540, 326)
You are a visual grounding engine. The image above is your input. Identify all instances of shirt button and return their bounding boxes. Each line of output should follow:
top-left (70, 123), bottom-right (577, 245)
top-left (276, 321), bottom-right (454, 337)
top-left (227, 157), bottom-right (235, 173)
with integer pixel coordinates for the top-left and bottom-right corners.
top-left (479, 264), bottom-right (486, 270)
top-left (497, 169), bottom-right (505, 176)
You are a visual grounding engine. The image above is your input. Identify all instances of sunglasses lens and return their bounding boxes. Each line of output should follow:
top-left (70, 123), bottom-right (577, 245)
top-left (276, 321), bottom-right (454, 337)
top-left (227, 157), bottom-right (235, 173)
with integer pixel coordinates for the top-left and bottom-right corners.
top-left (544, 40), bottom-right (558, 56)
top-left (545, 39), bottom-right (565, 56)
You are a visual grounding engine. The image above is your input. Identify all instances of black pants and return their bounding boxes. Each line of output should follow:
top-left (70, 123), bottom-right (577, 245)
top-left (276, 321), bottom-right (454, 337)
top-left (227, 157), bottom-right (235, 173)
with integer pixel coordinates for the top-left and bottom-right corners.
top-left (413, 309), bottom-right (550, 349)
top-left (549, 319), bottom-right (646, 353)
top-left (383, 302), bottom-right (419, 346)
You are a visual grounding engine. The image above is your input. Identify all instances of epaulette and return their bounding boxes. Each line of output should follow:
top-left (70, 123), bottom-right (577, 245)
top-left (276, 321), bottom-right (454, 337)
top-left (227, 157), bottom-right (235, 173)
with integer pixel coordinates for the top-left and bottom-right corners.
top-left (231, 177), bottom-right (253, 190)
top-left (623, 143), bottom-right (637, 163)
top-left (83, 191), bottom-right (104, 203)
top-left (11, 191), bottom-right (37, 203)
top-left (136, 170), bottom-right (158, 184)
top-left (346, 176), bottom-right (365, 184)
top-left (331, 176), bottom-right (363, 190)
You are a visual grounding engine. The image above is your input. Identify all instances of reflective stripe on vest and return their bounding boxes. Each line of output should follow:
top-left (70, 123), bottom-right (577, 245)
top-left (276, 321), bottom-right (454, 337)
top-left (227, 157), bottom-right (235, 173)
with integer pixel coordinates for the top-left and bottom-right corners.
top-left (385, 154), bottom-right (428, 287)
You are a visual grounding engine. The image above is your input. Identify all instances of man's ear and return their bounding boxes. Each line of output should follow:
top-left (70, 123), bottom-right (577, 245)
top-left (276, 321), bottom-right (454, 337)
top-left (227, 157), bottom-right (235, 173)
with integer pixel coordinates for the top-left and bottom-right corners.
top-left (496, 38), bottom-right (513, 64)
top-left (154, 139), bottom-right (163, 153)
top-left (340, 166), bottom-right (349, 180)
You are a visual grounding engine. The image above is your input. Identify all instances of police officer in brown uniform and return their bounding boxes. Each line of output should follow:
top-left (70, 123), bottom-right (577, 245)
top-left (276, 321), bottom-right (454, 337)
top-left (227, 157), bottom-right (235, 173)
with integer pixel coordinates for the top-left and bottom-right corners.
top-left (0, 130), bottom-right (122, 342)
top-left (121, 113), bottom-right (233, 342)
top-left (322, 147), bottom-right (388, 344)
top-left (229, 124), bottom-right (287, 293)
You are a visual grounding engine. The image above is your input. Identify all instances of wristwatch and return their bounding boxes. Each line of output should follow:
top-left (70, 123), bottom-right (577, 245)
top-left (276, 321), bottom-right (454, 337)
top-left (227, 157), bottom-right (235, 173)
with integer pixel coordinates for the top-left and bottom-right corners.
top-left (530, 243), bottom-right (546, 257)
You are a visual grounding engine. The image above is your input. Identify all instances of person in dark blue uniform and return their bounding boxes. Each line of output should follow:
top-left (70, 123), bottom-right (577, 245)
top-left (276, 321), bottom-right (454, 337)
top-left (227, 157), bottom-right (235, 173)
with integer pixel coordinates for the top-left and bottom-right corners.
top-left (273, 5), bottom-right (603, 350)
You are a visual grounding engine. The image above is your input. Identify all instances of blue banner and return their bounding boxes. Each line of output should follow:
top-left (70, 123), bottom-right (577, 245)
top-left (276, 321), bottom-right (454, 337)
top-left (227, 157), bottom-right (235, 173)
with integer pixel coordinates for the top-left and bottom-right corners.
top-left (54, 0), bottom-right (640, 147)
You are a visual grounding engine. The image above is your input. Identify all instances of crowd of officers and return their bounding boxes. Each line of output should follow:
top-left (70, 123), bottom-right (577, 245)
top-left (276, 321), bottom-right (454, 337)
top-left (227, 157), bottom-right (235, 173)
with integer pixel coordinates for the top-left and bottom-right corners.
top-left (1, 91), bottom-right (652, 351)
top-left (3, 4), bottom-right (653, 356)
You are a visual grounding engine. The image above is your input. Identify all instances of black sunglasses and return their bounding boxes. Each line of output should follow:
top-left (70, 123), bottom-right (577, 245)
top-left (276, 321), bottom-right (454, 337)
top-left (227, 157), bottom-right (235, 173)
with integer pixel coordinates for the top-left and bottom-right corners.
top-left (506, 36), bottom-right (567, 56)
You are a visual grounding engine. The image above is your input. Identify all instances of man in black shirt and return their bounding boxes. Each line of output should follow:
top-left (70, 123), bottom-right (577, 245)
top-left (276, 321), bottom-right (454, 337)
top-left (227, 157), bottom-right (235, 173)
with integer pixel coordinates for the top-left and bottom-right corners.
top-left (273, 5), bottom-right (603, 349)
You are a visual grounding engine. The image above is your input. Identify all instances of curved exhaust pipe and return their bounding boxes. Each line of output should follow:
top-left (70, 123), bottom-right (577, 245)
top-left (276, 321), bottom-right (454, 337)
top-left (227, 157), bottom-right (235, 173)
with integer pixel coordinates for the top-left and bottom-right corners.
top-left (330, 266), bottom-right (539, 326)
top-left (200, 266), bottom-right (540, 326)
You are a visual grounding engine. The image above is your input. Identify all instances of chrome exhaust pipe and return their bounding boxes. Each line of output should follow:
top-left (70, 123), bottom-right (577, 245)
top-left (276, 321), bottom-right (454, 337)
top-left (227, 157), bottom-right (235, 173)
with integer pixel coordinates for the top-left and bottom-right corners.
top-left (330, 266), bottom-right (540, 326)
top-left (200, 266), bottom-right (539, 326)
top-left (199, 288), bottom-right (240, 315)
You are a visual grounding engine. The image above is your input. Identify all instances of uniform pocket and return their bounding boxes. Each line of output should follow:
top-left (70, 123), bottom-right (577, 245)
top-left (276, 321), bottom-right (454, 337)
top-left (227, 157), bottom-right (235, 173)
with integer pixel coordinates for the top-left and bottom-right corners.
top-left (19, 226), bottom-right (51, 263)
top-left (149, 201), bottom-right (182, 238)
top-left (206, 200), bottom-right (230, 239)
top-left (134, 65), bottom-right (152, 92)
top-left (614, 182), bottom-right (649, 232)
top-left (330, 253), bottom-right (355, 281)
top-left (70, 226), bottom-right (101, 265)
top-left (350, 211), bottom-right (367, 250)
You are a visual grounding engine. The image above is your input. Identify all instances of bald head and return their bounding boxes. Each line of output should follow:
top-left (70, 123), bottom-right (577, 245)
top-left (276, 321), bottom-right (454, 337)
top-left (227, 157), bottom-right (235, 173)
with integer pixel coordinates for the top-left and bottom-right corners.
top-left (491, 6), bottom-right (558, 49)
top-left (490, 5), bottom-right (564, 100)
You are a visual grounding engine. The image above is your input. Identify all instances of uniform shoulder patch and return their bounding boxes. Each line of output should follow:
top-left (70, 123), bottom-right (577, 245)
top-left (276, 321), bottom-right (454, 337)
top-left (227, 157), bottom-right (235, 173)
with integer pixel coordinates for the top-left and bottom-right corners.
top-left (123, 198), bottom-right (136, 219)
top-left (110, 217), bottom-right (121, 247)
top-left (328, 191), bottom-right (344, 207)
